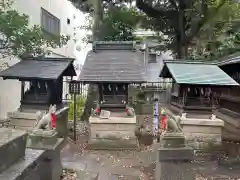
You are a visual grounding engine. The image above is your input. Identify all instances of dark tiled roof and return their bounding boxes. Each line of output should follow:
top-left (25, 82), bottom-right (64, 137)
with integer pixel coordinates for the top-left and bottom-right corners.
top-left (160, 62), bottom-right (239, 86)
top-left (79, 50), bottom-right (146, 83)
top-left (0, 58), bottom-right (76, 80)
top-left (217, 52), bottom-right (240, 66)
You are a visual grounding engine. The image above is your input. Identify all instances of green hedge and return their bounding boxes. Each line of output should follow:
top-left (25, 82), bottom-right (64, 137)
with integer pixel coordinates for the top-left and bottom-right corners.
top-left (68, 95), bottom-right (86, 121)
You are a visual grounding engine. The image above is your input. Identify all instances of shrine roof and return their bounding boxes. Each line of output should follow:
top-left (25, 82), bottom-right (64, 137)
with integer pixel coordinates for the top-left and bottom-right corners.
top-left (79, 49), bottom-right (146, 83)
top-left (0, 57), bottom-right (76, 80)
top-left (160, 60), bottom-right (239, 86)
top-left (217, 52), bottom-right (240, 66)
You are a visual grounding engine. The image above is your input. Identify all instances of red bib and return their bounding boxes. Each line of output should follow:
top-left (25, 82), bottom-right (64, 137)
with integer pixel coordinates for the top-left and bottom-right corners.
top-left (50, 113), bottom-right (56, 129)
top-left (160, 116), bottom-right (167, 130)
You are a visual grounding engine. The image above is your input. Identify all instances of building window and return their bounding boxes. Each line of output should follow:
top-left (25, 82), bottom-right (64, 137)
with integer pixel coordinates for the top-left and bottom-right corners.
top-left (41, 8), bottom-right (60, 38)
top-left (67, 18), bottom-right (70, 25)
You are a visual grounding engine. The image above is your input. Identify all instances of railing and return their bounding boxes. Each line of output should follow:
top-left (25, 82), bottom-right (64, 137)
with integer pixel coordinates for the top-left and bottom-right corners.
top-left (171, 95), bottom-right (213, 108)
top-left (62, 80), bottom-right (88, 101)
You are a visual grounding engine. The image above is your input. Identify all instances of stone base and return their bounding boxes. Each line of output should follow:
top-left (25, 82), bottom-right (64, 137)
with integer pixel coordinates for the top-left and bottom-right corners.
top-left (155, 147), bottom-right (194, 180)
top-left (160, 133), bottom-right (186, 148)
top-left (6, 106), bottom-right (69, 138)
top-left (88, 115), bottom-right (138, 150)
top-left (0, 128), bottom-right (27, 173)
top-left (182, 118), bottom-right (224, 149)
top-left (27, 135), bottom-right (65, 180)
top-left (181, 118), bottom-right (224, 150)
top-left (87, 137), bottom-right (139, 150)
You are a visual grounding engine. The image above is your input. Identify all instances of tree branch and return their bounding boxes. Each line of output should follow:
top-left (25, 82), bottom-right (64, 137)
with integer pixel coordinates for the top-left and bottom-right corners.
top-left (136, 0), bottom-right (176, 19)
top-left (184, 0), bottom-right (226, 44)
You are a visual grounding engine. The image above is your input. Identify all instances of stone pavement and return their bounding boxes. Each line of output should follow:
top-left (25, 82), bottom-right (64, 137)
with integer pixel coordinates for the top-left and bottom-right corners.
top-left (61, 139), bottom-right (240, 180)
top-left (61, 115), bottom-right (240, 180)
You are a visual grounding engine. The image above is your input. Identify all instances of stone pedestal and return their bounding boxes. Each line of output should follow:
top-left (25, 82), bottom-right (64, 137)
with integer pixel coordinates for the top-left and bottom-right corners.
top-left (155, 147), bottom-right (194, 180)
top-left (6, 106), bottom-right (69, 138)
top-left (155, 133), bottom-right (194, 180)
top-left (87, 116), bottom-right (138, 150)
top-left (160, 133), bottom-right (186, 148)
top-left (27, 130), bottom-right (65, 180)
top-left (181, 118), bottom-right (224, 149)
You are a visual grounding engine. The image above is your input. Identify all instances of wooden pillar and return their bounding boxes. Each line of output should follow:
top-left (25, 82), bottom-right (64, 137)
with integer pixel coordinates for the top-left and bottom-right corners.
top-left (20, 81), bottom-right (25, 102)
top-left (126, 84), bottom-right (129, 104)
top-left (98, 84), bottom-right (103, 102)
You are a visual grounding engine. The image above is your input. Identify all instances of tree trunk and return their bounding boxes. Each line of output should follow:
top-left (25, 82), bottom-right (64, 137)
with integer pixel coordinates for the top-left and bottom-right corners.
top-left (91, 0), bottom-right (103, 41)
top-left (176, 6), bottom-right (188, 59)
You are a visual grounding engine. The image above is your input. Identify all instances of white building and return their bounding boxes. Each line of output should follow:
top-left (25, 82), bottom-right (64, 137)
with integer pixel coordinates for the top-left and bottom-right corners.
top-left (0, 0), bottom-right (85, 119)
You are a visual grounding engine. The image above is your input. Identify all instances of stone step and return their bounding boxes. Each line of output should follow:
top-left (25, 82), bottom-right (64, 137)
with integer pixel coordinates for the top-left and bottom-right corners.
top-left (7, 111), bottom-right (38, 120)
top-left (0, 128), bottom-right (27, 174)
top-left (5, 125), bottom-right (34, 131)
top-left (7, 118), bottom-right (36, 127)
top-left (0, 148), bottom-right (44, 180)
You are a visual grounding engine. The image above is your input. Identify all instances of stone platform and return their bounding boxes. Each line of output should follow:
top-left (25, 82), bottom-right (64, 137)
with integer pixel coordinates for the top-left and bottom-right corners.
top-left (87, 115), bottom-right (138, 150)
top-left (181, 118), bottom-right (224, 149)
top-left (166, 108), bottom-right (224, 150)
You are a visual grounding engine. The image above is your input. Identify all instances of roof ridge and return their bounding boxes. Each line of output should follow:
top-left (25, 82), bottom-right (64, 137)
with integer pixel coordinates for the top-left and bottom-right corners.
top-left (163, 59), bottom-right (216, 65)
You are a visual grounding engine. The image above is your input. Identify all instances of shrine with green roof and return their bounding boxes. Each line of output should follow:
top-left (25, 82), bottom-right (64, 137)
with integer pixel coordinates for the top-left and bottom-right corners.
top-left (159, 60), bottom-right (239, 116)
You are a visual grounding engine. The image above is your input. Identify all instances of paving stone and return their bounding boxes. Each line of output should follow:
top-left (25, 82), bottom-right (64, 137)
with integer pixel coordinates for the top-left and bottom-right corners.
top-left (104, 166), bottom-right (142, 177)
top-left (0, 128), bottom-right (27, 174)
top-left (97, 169), bottom-right (119, 180)
top-left (62, 162), bottom-right (87, 172)
top-left (76, 170), bottom-right (98, 180)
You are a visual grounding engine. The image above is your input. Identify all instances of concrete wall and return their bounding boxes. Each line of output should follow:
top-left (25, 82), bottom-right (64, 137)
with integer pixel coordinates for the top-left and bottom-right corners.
top-left (0, 0), bottom-right (83, 120)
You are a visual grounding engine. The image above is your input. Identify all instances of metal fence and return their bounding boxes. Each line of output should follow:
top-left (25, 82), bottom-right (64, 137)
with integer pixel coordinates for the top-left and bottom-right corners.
top-left (62, 80), bottom-right (88, 102)
top-left (130, 81), bottom-right (172, 104)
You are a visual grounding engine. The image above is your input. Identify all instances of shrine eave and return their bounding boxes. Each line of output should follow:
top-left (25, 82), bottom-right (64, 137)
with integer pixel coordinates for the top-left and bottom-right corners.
top-left (160, 61), bottom-right (239, 86)
top-left (0, 58), bottom-right (76, 80)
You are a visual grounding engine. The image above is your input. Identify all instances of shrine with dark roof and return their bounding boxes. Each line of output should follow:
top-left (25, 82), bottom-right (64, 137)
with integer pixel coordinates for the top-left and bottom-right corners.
top-left (79, 41), bottom-right (145, 110)
top-left (0, 57), bottom-right (76, 111)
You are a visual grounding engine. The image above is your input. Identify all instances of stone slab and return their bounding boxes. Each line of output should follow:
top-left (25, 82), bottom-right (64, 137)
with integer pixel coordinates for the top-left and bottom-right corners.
top-left (7, 111), bottom-right (39, 120)
top-left (0, 128), bottom-right (27, 174)
top-left (87, 138), bottom-right (139, 150)
top-left (158, 147), bottom-right (194, 161)
top-left (89, 116), bottom-right (136, 124)
top-left (27, 137), bottom-right (64, 151)
top-left (181, 118), bottom-right (224, 127)
top-left (0, 149), bottom-right (44, 180)
top-left (160, 134), bottom-right (186, 148)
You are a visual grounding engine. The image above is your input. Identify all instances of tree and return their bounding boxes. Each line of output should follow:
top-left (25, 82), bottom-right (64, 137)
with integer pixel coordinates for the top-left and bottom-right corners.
top-left (188, 3), bottom-right (240, 60)
top-left (70, 0), bottom-right (142, 41)
top-left (97, 6), bottom-right (143, 41)
top-left (0, 0), bottom-right (69, 59)
top-left (136, 0), bottom-right (236, 59)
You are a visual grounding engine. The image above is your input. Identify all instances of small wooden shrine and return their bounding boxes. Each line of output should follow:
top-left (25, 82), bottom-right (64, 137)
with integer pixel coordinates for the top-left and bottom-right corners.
top-left (160, 60), bottom-right (239, 117)
top-left (0, 57), bottom-right (76, 111)
top-left (217, 53), bottom-right (240, 141)
top-left (79, 41), bottom-right (146, 110)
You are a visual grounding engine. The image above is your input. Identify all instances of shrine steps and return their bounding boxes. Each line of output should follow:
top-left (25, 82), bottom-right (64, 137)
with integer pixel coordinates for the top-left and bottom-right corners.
top-left (5, 111), bottom-right (38, 131)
